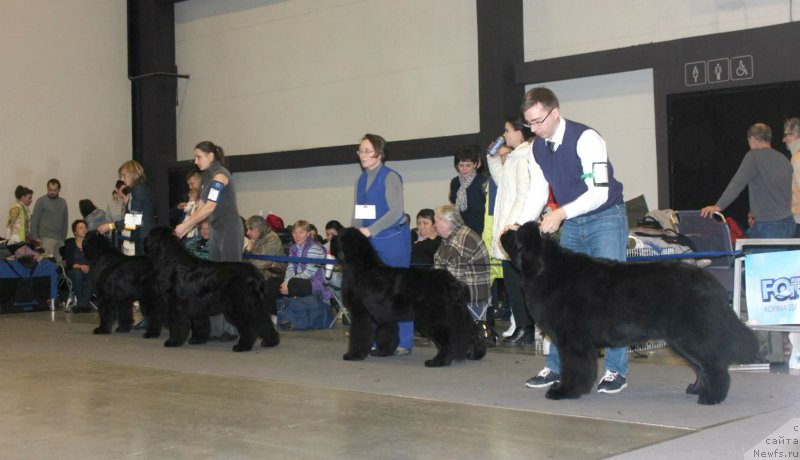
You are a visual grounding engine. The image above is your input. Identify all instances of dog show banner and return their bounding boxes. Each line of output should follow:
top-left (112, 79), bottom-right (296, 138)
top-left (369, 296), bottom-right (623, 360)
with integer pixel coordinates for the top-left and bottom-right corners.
top-left (744, 250), bottom-right (800, 326)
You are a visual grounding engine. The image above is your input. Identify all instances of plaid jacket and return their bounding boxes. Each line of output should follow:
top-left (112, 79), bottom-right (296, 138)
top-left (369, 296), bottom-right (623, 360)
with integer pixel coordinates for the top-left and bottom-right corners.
top-left (433, 225), bottom-right (490, 306)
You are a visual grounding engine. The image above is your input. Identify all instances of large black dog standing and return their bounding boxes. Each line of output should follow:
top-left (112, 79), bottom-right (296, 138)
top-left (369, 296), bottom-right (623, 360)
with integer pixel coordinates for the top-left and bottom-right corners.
top-left (501, 222), bottom-right (758, 404)
top-left (144, 227), bottom-right (280, 352)
top-left (336, 227), bottom-right (485, 367)
top-left (83, 232), bottom-right (164, 338)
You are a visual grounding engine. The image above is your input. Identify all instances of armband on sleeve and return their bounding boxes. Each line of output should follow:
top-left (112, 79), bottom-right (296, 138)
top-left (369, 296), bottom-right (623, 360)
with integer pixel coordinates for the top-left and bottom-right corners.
top-left (207, 180), bottom-right (225, 203)
top-left (581, 162), bottom-right (609, 187)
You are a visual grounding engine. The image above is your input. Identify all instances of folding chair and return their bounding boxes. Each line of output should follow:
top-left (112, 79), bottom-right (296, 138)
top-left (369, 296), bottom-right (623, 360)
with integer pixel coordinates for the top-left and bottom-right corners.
top-left (675, 210), bottom-right (735, 299)
top-left (57, 245), bottom-right (98, 312)
top-left (323, 256), bottom-right (350, 328)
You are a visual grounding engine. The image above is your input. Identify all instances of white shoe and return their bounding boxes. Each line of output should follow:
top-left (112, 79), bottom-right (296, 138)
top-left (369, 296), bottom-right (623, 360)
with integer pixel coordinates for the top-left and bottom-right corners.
top-left (501, 315), bottom-right (517, 338)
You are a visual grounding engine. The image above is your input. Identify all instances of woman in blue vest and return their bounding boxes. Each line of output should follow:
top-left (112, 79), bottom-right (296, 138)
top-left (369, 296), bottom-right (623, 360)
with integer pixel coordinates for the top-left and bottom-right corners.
top-left (351, 134), bottom-right (414, 355)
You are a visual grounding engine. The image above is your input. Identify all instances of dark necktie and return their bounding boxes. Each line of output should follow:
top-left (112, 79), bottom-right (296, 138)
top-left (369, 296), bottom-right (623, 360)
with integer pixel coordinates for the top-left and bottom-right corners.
top-left (546, 140), bottom-right (556, 153)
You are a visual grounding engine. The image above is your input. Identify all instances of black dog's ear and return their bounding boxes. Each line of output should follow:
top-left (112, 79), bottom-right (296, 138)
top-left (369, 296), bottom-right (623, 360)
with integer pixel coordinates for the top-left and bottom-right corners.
top-left (500, 229), bottom-right (518, 263)
top-left (514, 221), bottom-right (544, 274)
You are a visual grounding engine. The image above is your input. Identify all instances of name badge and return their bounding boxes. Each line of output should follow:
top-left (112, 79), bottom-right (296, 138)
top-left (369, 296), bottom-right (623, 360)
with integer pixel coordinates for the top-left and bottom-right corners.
top-left (354, 205), bottom-right (376, 220)
top-left (124, 212), bottom-right (143, 231)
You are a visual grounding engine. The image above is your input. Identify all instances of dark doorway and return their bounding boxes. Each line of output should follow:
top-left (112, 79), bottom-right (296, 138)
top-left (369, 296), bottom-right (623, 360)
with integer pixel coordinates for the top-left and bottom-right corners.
top-left (667, 81), bottom-right (800, 228)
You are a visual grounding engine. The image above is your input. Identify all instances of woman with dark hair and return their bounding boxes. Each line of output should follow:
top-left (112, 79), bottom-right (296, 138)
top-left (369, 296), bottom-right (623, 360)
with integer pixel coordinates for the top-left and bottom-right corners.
top-left (5, 185), bottom-right (33, 244)
top-left (324, 220), bottom-right (343, 241)
top-left (487, 116), bottom-right (536, 345)
top-left (175, 141), bottom-right (243, 260)
top-left (97, 160), bottom-right (156, 256)
top-left (410, 208), bottom-right (442, 268)
top-left (63, 219), bottom-right (93, 313)
top-left (174, 141), bottom-right (243, 339)
top-left (323, 219), bottom-right (344, 253)
top-left (79, 199), bottom-right (108, 232)
top-left (351, 133), bottom-right (414, 355)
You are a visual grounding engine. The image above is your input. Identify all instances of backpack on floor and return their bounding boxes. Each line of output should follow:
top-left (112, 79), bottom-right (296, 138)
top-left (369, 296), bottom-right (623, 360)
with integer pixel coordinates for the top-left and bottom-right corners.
top-left (276, 294), bottom-right (332, 331)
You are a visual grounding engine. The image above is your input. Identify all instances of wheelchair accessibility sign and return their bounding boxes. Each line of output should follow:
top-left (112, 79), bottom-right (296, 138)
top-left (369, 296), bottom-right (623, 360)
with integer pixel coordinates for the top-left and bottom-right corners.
top-left (731, 55), bottom-right (753, 81)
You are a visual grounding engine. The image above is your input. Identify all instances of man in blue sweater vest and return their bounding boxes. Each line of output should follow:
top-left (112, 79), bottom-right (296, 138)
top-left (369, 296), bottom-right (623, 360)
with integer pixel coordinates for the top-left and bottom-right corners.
top-left (520, 87), bottom-right (630, 395)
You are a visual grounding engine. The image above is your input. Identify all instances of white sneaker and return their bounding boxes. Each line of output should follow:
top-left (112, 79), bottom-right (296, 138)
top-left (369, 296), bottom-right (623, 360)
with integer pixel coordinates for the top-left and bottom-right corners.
top-left (597, 370), bottom-right (627, 394)
top-left (501, 315), bottom-right (517, 338)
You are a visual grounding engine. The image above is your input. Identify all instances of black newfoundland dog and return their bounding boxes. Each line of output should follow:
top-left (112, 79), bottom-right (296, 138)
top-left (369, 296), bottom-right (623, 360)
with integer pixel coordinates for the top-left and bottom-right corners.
top-left (336, 227), bottom-right (486, 367)
top-left (501, 221), bottom-right (758, 405)
top-left (83, 232), bottom-right (164, 338)
top-left (144, 227), bottom-right (280, 352)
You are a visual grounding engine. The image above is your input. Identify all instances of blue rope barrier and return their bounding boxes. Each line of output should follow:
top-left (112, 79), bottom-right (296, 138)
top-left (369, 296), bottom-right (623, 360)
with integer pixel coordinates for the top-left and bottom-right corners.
top-left (243, 250), bottom-right (745, 265)
top-left (243, 253), bottom-right (338, 265)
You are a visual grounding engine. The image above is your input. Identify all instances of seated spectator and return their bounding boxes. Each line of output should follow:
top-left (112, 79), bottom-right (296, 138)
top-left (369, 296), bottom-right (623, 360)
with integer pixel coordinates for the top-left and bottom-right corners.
top-left (63, 219), bottom-right (93, 313)
top-left (323, 220), bottom-right (344, 253)
top-left (308, 223), bottom-right (325, 245)
top-left (79, 199), bottom-right (109, 232)
top-left (244, 215), bottom-right (286, 279)
top-left (5, 185), bottom-right (33, 244)
top-left (410, 208), bottom-right (442, 267)
top-left (264, 220), bottom-right (330, 317)
top-left (433, 204), bottom-right (493, 344)
top-left (183, 219), bottom-right (210, 260)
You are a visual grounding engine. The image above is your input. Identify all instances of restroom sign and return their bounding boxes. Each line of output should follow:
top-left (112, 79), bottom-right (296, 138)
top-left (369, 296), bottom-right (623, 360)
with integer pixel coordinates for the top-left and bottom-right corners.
top-left (685, 61), bottom-right (706, 86)
top-left (684, 55), bottom-right (755, 87)
top-left (708, 58), bottom-right (730, 84)
top-left (731, 55), bottom-right (753, 80)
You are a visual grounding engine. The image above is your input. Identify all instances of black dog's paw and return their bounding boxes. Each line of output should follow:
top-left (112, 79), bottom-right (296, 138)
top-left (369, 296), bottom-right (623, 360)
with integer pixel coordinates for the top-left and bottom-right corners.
top-left (697, 393), bottom-right (724, 405)
top-left (424, 358), bottom-right (451, 367)
top-left (545, 383), bottom-right (581, 400)
top-left (685, 382), bottom-right (702, 395)
top-left (232, 343), bottom-right (253, 352)
top-left (187, 336), bottom-right (208, 345)
top-left (92, 327), bottom-right (111, 335)
top-left (343, 352), bottom-right (367, 361)
top-left (143, 330), bottom-right (161, 339)
top-left (164, 338), bottom-right (184, 347)
top-left (260, 336), bottom-right (280, 347)
top-left (115, 326), bottom-right (131, 333)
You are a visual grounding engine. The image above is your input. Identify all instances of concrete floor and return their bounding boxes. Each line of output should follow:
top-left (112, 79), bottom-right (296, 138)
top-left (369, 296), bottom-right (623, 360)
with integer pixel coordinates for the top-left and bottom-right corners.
top-left (0, 310), bottom-right (797, 459)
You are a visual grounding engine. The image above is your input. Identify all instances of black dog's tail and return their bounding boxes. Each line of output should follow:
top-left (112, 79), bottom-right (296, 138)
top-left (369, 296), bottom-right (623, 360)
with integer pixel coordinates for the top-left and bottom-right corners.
top-left (729, 317), bottom-right (760, 364)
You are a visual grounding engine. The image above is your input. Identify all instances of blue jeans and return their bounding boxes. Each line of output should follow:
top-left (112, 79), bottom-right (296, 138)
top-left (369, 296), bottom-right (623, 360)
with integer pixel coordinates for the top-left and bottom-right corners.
top-left (747, 216), bottom-right (796, 239)
top-left (544, 203), bottom-right (629, 377)
top-left (67, 268), bottom-right (92, 307)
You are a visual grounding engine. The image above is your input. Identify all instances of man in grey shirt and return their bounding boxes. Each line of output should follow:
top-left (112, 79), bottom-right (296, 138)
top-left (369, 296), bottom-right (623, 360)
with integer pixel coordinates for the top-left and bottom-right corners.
top-left (30, 178), bottom-right (69, 261)
top-left (701, 123), bottom-right (794, 238)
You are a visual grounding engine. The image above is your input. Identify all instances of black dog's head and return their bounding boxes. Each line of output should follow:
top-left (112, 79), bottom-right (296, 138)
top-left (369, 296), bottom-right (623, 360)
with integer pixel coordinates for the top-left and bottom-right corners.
top-left (83, 231), bottom-right (117, 262)
top-left (336, 227), bottom-right (383, 266)
top-left (143, 226), bottom-right (180, 258)
top-left (500, 221), bottom-right (544, 275)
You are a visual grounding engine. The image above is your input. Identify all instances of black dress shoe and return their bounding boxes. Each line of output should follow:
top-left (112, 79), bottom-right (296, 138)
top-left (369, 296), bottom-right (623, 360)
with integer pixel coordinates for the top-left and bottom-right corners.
top-left (502, 326), bottom-right (534, 347)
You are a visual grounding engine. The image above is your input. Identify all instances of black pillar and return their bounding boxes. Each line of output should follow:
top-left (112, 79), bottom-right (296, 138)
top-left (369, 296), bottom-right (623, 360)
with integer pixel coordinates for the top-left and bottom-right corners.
top-left (128, 0), bottom-right (178, 224)
top-left (476, 0), bottom-right (525, 137)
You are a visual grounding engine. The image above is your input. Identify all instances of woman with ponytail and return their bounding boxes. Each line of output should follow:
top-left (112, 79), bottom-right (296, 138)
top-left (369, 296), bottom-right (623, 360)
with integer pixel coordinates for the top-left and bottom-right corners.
top-left (174, 141), bottom-right (243, 339)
